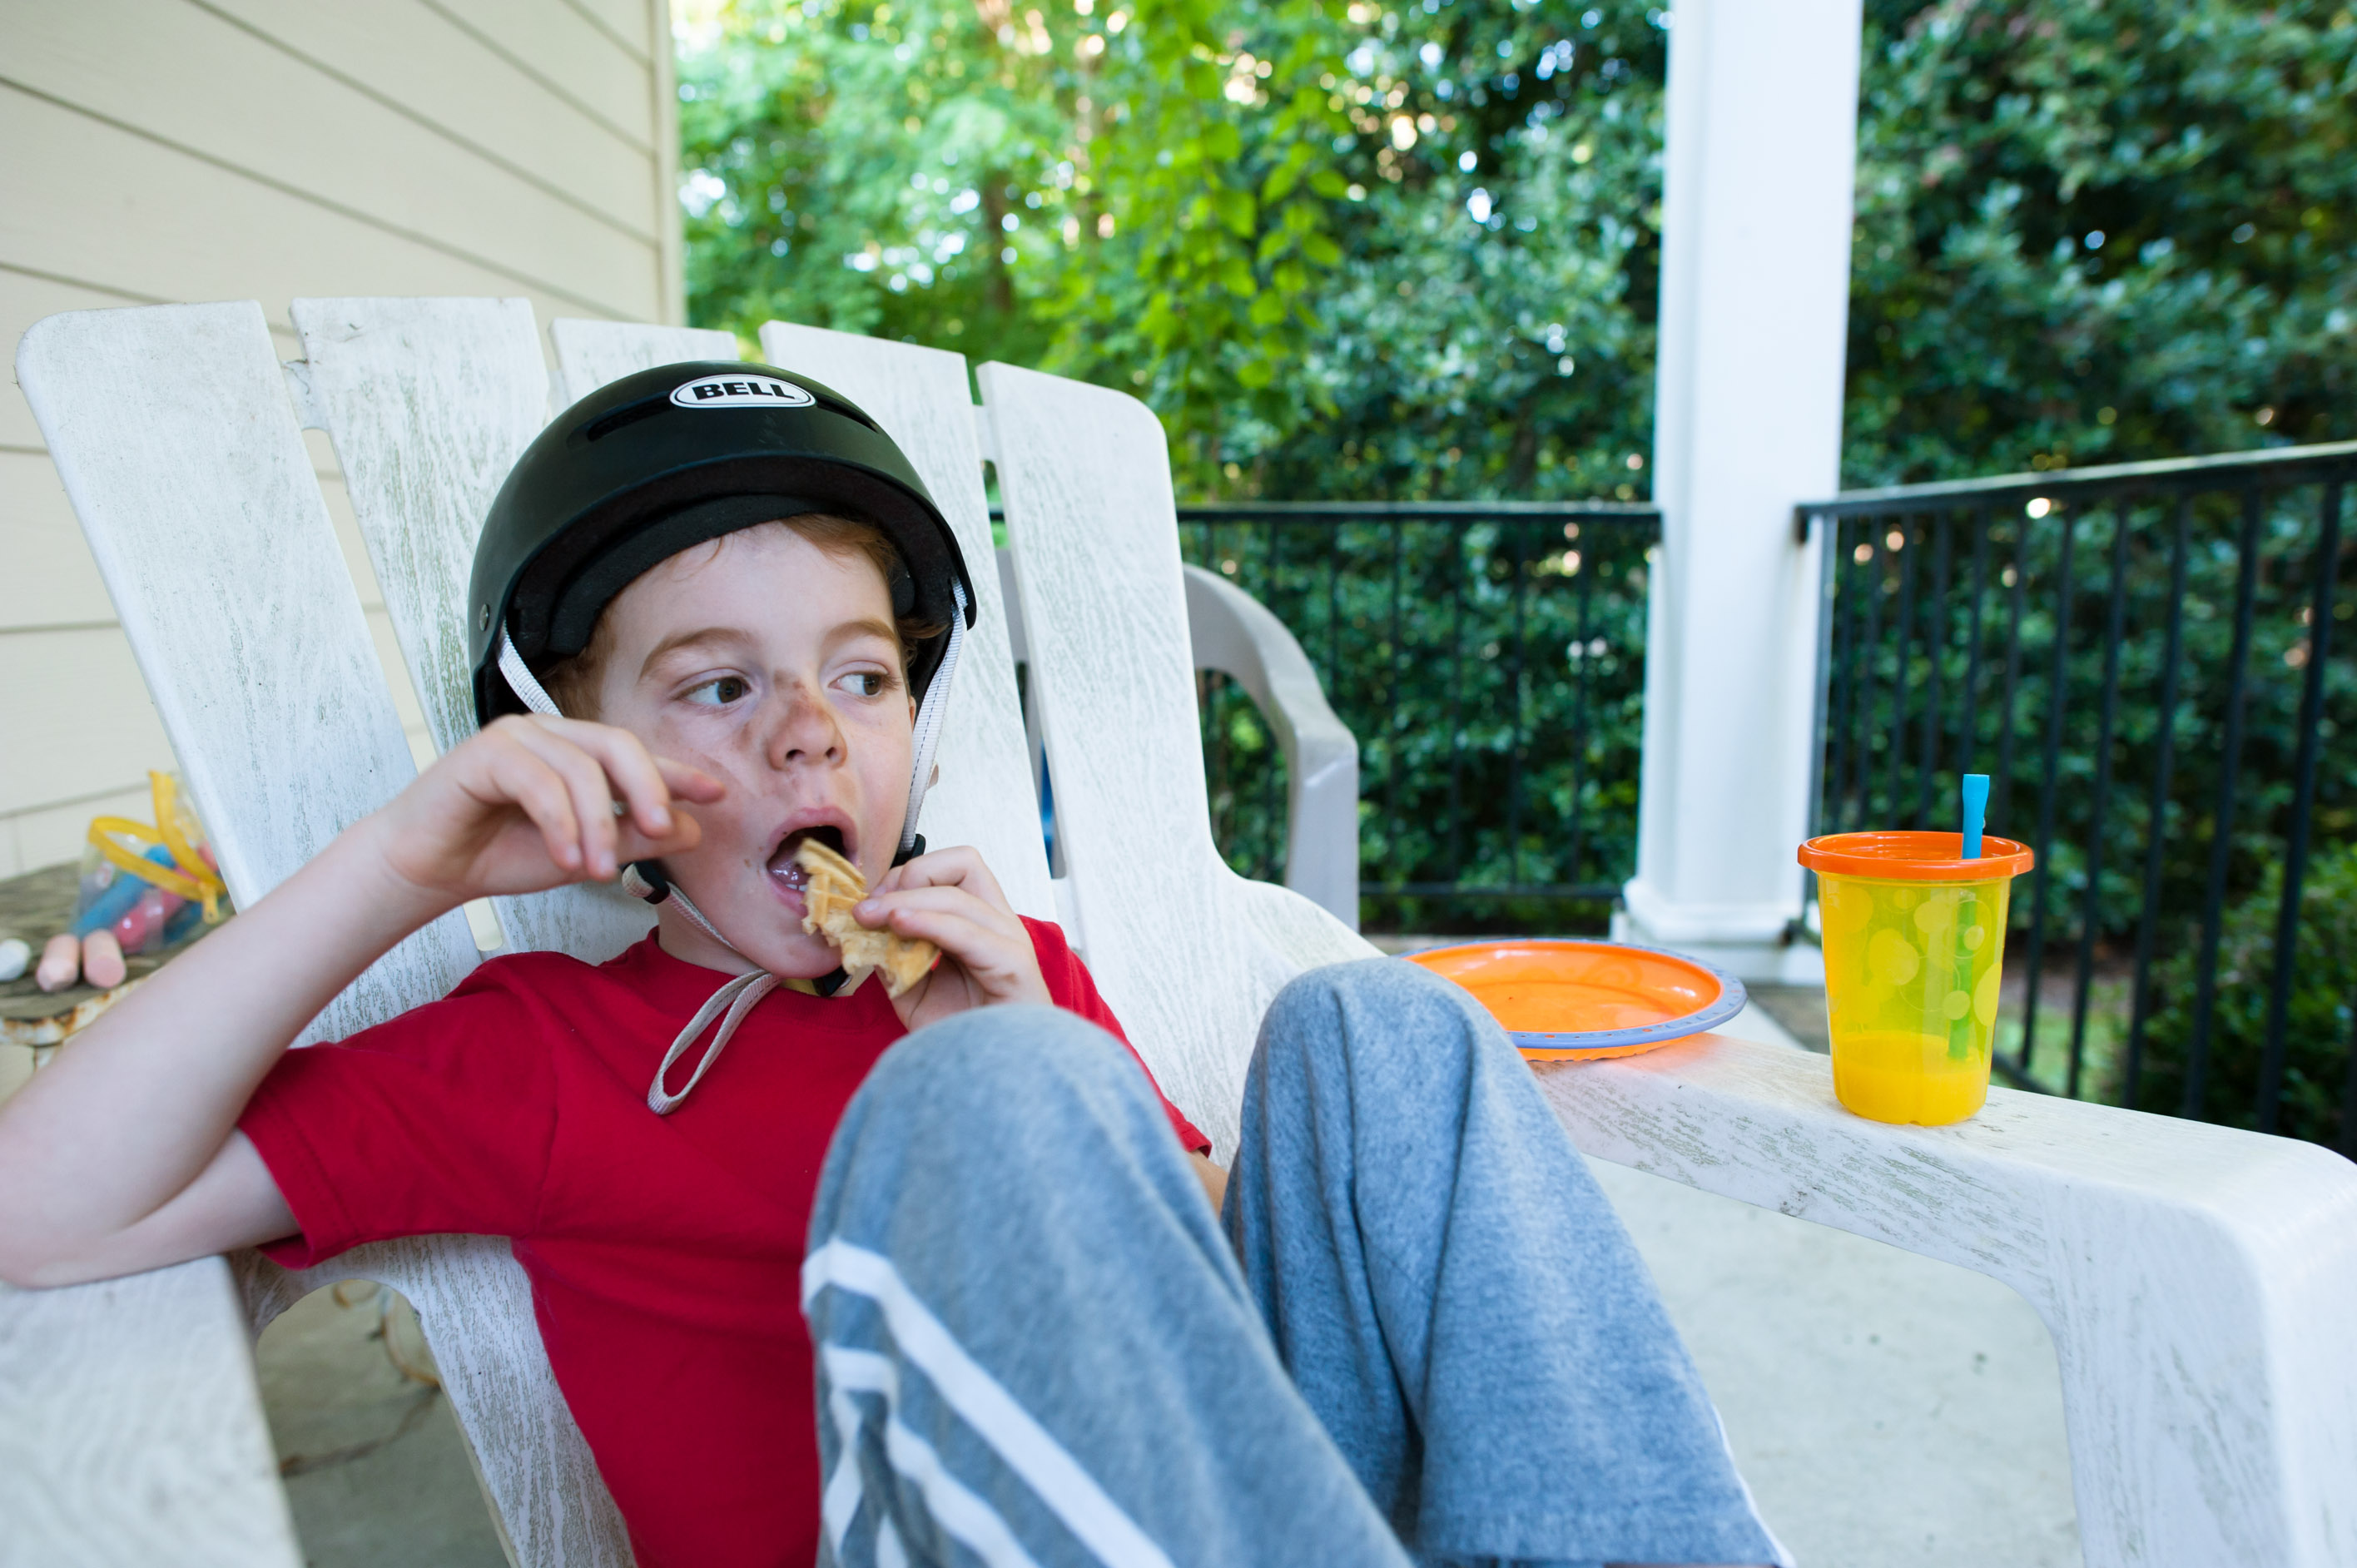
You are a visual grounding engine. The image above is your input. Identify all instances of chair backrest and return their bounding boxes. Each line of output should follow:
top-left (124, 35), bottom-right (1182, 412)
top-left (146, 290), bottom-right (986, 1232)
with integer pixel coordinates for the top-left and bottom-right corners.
top-left (979, 362), bottom-right (1374, 1158)
top-left (19, 303), bottom-right (479, 1032)
top-left (18, 301), bottom-right (636, 1566)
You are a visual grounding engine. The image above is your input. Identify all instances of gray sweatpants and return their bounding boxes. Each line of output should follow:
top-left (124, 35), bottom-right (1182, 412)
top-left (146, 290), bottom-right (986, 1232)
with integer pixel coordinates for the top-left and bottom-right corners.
top-left (801, 958), bottom-right (1787, 1568)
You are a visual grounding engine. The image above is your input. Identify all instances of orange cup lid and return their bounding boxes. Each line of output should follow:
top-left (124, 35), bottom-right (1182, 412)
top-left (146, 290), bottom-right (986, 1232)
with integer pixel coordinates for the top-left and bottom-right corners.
top-left (1798, 830), bottom-right (2033, 882)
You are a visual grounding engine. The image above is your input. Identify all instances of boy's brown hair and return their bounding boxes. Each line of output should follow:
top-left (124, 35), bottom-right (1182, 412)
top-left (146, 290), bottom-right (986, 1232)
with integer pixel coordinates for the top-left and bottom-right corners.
top-left (540, 514), bottom-right (943, 720)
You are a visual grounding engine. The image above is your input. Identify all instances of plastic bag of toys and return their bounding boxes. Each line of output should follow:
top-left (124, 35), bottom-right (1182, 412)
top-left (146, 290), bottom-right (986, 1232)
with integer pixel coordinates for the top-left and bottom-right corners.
top-left (32, 772), bottom-right (227, 993)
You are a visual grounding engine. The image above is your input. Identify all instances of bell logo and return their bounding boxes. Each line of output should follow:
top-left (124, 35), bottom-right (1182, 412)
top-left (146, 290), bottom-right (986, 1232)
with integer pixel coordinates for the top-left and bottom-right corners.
top-left (668, 375), bottom-right (817, 409)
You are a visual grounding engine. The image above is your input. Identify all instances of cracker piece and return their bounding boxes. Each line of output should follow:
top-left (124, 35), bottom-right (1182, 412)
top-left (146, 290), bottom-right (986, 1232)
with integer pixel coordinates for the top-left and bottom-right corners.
top-left (794, 838), bottom-right (938, 998)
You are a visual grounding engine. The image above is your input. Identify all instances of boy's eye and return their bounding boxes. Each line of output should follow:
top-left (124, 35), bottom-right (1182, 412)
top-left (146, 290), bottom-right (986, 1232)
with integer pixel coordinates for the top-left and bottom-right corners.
top-left (839, 672), bottom-right (887, 698)
top-left (686, 676), bottom-right (749, 707)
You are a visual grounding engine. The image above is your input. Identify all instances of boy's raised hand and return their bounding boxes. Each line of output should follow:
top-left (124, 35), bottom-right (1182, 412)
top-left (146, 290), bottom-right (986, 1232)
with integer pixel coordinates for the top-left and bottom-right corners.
top-left (855, 846), bottom-right (1049, 1030)
top-left (367, 715), bottom-right (722, 911)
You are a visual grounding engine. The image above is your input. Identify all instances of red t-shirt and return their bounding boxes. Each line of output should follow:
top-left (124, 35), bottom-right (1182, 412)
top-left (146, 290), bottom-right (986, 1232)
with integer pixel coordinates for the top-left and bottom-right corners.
top-left (240, 919), bottom-right (1204, 1568)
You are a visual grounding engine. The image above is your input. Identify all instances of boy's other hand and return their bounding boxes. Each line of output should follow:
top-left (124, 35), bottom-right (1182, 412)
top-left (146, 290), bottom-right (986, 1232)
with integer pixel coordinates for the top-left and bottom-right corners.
top-left (369, 715), bottom-right (722, 913)
top-left (856, 846), bottom-right (1049, 1030)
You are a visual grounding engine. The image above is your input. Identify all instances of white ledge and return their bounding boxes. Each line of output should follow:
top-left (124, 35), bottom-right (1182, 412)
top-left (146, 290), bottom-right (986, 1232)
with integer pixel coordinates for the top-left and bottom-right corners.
top-left (1536, 1032), bottom-right (2357, 1568)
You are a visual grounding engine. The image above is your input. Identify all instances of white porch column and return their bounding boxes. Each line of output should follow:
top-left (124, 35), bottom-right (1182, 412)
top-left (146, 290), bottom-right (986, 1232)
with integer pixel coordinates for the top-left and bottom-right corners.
top-left (1620, 0), bottom-right (1863, 984)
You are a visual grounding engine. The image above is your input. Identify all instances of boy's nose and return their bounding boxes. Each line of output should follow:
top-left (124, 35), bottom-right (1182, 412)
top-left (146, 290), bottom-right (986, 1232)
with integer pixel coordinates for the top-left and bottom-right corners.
top-left (766, 682), bottom-right (844, 767)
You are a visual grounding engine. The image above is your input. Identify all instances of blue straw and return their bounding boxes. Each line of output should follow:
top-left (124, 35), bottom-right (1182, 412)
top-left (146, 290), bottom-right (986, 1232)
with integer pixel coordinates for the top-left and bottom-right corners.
top-left (1961, 773), bottom-right (1989, 859)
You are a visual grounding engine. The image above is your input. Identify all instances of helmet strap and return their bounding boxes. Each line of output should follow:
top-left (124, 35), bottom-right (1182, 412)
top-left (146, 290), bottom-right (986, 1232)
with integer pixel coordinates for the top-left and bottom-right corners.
top-left (621, 860), bottom-right (740, 954)
top-left (898, 579), bottom-right (966, 858)
top-left (498, 628), bottom-right (563, 718)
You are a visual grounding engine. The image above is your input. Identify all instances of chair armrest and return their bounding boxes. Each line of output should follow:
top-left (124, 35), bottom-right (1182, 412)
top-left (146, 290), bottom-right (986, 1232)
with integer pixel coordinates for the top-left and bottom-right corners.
top-left (0, 1259), bottom-right (304, 1566)
top-left (1541, 1035), bottom-right (2357, 1568)
top-left (1181, 565), bottom-right (1361, 928)
top-left (1224, 867), bottom-right (1383, 974)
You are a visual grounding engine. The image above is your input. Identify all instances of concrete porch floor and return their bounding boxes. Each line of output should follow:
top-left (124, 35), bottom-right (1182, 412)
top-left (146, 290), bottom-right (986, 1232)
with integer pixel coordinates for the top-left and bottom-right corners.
top-left (253, 978), bottom-right (2079, 1568)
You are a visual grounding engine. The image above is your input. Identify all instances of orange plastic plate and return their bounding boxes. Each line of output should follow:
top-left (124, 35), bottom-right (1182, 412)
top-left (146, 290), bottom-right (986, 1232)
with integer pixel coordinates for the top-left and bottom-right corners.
top-left (1406, 940), bottom-right (1748, 1060)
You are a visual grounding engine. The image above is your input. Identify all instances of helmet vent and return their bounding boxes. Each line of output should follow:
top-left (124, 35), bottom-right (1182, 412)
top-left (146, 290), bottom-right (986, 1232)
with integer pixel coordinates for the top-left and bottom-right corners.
top-left (579, 396), bottom-right (669, 444)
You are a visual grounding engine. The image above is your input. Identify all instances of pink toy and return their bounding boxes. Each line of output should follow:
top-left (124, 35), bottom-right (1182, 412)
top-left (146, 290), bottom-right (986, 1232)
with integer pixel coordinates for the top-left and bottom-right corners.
top-left (80, 930), bottom-right (127, 990)
top-left (36, 933), bottom-right (81, 992)
top-left (112, 886), bottom-right (185, 955)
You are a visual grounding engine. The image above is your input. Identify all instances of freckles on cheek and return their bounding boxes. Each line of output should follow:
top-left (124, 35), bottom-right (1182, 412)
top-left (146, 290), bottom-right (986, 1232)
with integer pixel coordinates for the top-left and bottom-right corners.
top-left (647, 726), bottom-right (743, 812)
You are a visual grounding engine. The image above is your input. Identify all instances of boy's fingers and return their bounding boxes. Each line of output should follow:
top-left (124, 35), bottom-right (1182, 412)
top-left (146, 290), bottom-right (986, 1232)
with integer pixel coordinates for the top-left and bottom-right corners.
top-left (862, 898), bottom-right (1041, 995)
top-left (886, 845), bottom-right (982, 887)
top-left (856, 884), bottom-right (1023, 940)
top-left (877, 906), bottom-right (1047, 1004)
top-left (502, 727), bottom-right (621, 878)
top-left (877, 846), bottom-right (1013, 915)
top-left (518, 717), bottom-right (693, 839)
top-left (653, 757), bottom-right (726, 803)
top-left (613, 811), bottom-right (701, 862)
top-left (484, 744), bottom-right (583, 871)
top-left (871, 905), bottom-right (1013, 974)
top-left (568, 726), bottom-right (675, 836)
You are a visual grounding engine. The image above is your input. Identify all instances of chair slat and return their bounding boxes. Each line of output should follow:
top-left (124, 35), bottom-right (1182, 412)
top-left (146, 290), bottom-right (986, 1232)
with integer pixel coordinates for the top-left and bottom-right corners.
top-left (760, 324), bottom-right (1054, 922)
top-left (17, 301), bottom-right (476, 1043)
top-left (979, 363), bottom-right (1371, 1156)
top-left (550, 318), bottom-right (740, 407)
top-left (274, 300), bottom-right (638, 1566)
top-left (293, 297), bottom-right (654, 965)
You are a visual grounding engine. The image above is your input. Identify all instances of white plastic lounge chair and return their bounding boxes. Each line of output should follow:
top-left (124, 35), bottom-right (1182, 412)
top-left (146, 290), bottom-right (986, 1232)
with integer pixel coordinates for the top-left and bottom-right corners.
top-left (7, 300), bottom-right (2356, 1568)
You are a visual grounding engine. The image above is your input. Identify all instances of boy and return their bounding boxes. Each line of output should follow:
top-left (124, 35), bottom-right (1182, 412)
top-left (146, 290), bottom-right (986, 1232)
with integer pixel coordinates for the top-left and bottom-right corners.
top-left (0, 365), bottom-right (1783, 1568)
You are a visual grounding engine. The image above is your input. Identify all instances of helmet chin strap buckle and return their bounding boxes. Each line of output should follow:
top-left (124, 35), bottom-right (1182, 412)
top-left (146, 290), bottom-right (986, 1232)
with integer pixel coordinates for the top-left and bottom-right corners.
top-left (891, 836), bottom-right (925, 868)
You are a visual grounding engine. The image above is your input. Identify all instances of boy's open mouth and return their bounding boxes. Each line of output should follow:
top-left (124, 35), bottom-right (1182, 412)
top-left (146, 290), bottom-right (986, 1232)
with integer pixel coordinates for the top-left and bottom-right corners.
top-left (767, 825), bottom-right (847, 905)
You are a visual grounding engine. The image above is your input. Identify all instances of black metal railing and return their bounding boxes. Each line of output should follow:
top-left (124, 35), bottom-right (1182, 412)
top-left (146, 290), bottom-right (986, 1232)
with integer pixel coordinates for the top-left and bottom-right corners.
top-left (1799, 441), bottom-right (2357, 1150)
top-left (1174, 502), bottom-right (1660, 932)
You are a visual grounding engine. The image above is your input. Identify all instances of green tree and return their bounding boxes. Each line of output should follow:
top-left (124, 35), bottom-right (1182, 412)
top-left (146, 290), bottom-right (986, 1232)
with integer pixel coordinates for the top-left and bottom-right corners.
top-left (680, 0), bottom-right (2356, 495)
top-left (2134, 841), bottom-right (2357, 1145)
top-left (677, 0), bottom-right (1075, 368)
top-left (676, 0), bottom-right (1677, 494)
top-left (676, 0), bottom-right (1362, 472)
top-left (1845, 0), bottom-right (2357, 484)
top-left (1242, 3), bottom-right (1670, 502)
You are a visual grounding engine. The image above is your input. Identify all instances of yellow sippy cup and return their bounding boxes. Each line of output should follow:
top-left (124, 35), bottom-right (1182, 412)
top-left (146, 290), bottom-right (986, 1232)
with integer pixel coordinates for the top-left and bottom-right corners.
top-left (1799, 823), bottom-right (2033, 1126)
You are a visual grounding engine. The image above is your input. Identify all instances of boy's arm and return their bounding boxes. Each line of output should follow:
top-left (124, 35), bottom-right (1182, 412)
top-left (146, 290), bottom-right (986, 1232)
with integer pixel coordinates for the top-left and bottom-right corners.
top-left (0, 717), bottom-right (715, 1289)
top-left (1188, 1153), bottom-right (1228, 1214)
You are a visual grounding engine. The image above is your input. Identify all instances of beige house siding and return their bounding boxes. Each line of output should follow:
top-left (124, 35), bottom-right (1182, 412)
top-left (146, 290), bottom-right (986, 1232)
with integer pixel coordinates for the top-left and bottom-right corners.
top-left (1, 0), bottom-right (682, 876)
